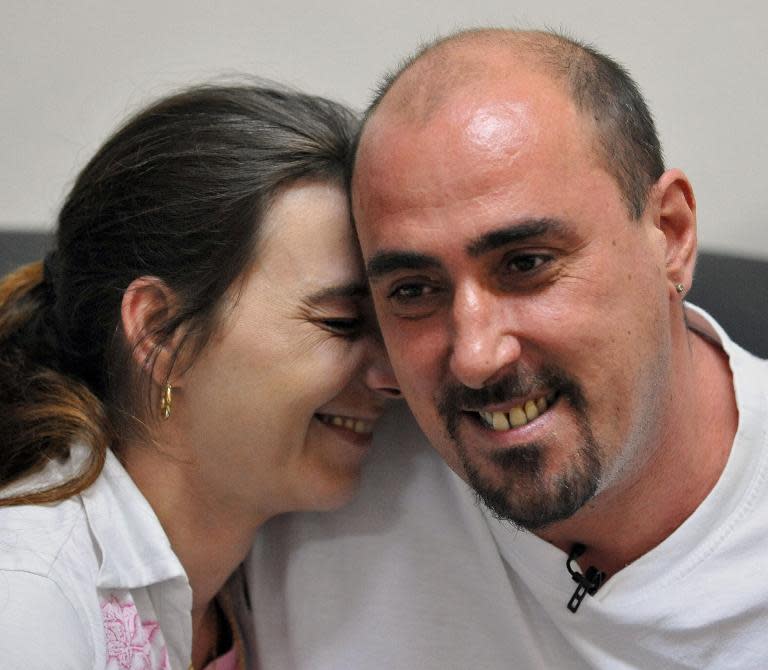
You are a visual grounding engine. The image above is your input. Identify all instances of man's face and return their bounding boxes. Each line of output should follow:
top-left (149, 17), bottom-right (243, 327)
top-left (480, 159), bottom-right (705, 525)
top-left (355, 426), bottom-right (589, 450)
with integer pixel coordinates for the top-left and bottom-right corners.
top-left (352, 73), bottom-right (674, 530)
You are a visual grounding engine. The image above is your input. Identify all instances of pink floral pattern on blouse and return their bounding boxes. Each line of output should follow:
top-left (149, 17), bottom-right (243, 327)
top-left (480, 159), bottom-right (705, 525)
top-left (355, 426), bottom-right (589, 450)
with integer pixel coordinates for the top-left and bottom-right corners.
top-left (101, 595), bottom-right (169, 670)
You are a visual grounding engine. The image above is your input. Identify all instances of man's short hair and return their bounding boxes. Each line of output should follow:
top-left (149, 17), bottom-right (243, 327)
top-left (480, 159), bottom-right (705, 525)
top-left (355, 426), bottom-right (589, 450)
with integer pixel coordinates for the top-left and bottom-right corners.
top-left (359, 29), bottom-right (665, 220)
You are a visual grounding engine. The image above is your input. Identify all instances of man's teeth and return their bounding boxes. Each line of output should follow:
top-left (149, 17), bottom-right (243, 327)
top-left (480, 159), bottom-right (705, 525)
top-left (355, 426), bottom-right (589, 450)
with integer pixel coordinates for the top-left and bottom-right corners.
top-left (317, 413), bottom-right (374, 435)
top-left (478, 395), bottom-right (551, 431)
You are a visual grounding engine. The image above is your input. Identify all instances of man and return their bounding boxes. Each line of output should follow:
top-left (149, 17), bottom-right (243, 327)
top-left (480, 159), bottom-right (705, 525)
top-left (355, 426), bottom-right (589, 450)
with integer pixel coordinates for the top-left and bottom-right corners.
top-left (248, 30), bottom-right (768, 668)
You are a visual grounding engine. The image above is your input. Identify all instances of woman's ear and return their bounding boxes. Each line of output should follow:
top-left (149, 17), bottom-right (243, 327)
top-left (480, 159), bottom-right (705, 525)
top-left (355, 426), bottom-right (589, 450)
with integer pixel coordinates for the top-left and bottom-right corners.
top-left (120, 276), bottom-right (181, 387)
top-left (652, 169), bottom-right (698, 297)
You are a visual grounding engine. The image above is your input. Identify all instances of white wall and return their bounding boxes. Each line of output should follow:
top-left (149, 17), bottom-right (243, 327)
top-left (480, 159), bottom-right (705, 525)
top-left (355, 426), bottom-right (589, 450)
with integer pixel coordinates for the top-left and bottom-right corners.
top-left (2, 0), bottom-right (766, 259)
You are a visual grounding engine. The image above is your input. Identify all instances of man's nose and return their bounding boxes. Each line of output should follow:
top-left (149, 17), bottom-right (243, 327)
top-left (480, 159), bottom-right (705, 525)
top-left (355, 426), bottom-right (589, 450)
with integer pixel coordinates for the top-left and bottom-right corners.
top-left (448, 283), bottom-right (522, 389)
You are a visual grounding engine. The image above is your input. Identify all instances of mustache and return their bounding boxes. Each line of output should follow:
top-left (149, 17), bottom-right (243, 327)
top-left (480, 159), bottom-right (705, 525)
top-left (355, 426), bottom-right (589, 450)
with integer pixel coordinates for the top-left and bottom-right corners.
top-left (437, 364), bottom-right (587, 432)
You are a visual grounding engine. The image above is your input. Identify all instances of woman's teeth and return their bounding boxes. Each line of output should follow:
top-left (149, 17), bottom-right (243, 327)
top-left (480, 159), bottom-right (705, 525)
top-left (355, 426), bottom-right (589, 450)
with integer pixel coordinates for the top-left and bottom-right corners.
top-left (317, 413), bottom-right (374, 435)
top-left (478, 395), bottom-right (550, 431)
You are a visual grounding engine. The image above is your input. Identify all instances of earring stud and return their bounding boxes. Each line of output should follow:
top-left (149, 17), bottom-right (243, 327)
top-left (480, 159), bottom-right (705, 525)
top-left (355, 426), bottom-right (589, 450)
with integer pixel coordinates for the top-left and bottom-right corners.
top-left (160, 383), bottom-right (173, 420)
top-left (675, 283), bottom-right (685, 295)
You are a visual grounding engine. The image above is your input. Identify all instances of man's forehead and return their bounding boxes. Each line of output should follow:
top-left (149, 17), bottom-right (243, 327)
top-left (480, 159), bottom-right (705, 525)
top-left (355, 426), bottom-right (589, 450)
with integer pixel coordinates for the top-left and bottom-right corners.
top-left (356, 50), bottom-right (586, 172)
top-left (363, 91), bottom-right (538, 152)
top-left (353, 80), bottom-right (588, 217)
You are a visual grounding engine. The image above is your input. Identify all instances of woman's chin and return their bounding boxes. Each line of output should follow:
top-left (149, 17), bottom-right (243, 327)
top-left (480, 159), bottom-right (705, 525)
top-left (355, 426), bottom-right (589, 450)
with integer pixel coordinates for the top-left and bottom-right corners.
top-left (290, 451), bottom-right (366, 514)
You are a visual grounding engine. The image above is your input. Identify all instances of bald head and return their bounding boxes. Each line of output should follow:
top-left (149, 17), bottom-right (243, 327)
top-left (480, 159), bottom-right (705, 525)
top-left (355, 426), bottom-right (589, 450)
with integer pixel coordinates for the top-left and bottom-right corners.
top-left (369, 30), bottom-right (576, 123)
top-left (357, 29), bottom-right (664, 219)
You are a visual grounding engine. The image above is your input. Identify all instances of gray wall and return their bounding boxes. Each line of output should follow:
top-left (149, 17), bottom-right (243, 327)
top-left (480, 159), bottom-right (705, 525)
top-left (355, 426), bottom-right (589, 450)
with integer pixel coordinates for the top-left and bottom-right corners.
top-left (2, 0), bottom-right (766, 259)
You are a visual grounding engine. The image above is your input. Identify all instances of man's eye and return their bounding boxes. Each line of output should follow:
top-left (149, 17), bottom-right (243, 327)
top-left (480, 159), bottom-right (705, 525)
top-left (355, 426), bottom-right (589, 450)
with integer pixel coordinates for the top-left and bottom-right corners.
top-left (504, 254), bottom-right (549, 274)
top-left (389, 283), bottom-right (435, 302)
top-left (384, 280), bottom-right (443, 319)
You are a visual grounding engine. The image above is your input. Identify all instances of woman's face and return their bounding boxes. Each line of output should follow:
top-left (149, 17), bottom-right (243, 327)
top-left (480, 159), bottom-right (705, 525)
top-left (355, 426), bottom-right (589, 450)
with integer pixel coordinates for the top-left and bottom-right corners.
top-left (174, 180), bottom-right (394, 518)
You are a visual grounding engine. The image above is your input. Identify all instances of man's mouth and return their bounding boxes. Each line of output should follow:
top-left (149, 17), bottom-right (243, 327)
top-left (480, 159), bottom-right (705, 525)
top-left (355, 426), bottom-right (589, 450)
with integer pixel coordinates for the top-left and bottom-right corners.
top-left (316, 413), bottom-right (375, 435)
top-left (473, 393), bottom-right (557, 431)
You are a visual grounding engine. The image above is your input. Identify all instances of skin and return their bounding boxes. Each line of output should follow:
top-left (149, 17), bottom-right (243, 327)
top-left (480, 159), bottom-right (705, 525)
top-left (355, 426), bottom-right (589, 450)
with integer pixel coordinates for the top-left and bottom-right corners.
top-left (121, 180), bottom-right (397, 666)
top-left (353, 42), bottom-right (737, 578)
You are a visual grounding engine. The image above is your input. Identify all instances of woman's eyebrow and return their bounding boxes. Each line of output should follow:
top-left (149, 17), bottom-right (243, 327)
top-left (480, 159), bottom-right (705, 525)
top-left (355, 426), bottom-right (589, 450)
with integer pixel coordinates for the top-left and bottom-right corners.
top-left (305, 282), bottom-right (369, 305)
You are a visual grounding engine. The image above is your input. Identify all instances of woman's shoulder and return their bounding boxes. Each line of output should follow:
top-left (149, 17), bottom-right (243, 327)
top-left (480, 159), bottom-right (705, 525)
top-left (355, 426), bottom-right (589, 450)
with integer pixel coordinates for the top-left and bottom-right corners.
top-left (0, 569), bottom-right (96, 667)
top-left (0, 483), bottom-right (94, 578)
top-left (0, 492), bottom-right (104, 667)
top-left (0, 445), bottom-right (101, 571)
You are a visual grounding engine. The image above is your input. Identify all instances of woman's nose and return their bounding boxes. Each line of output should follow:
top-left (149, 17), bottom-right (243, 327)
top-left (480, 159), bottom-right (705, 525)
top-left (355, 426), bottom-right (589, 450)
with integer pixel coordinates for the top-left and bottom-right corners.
top-left (364, 337), bottom-right (401, 399)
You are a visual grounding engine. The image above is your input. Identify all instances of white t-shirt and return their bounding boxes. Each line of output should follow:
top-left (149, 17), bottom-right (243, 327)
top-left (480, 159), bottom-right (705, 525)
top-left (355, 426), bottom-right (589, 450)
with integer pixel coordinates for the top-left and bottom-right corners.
top-left (0, 448), bottom-right (253, 670)
top-left (247, 306), bottom-right (768, 669)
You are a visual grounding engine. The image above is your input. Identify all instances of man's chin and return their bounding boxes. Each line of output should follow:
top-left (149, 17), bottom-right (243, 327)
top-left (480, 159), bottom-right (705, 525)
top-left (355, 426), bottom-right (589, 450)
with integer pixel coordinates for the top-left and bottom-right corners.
top-left (459, 446), bottom-right (601, 531)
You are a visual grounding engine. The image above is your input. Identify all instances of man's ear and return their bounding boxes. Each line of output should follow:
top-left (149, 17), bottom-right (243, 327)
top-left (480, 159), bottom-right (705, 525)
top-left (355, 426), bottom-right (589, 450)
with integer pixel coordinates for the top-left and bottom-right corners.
top-left (652, 169), bottom-right (697, 297)
top-left (120, 276), bottom-right (182, 388)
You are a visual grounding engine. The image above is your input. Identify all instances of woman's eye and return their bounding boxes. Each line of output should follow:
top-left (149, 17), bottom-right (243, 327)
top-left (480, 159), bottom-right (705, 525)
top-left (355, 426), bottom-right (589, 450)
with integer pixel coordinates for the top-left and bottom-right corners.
top-left (320, 318), bottom-right (363, 337)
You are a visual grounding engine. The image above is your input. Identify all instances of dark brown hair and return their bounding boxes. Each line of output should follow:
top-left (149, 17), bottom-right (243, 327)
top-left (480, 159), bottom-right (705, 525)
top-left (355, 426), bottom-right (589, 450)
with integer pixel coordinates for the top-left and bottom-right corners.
top-left (0, 82), bottom-right (358, 506)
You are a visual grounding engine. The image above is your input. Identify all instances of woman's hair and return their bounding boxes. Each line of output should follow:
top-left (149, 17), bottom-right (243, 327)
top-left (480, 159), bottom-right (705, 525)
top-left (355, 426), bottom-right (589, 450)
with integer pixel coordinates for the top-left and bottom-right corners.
top-left (0, 82), bottom-right (358, 506)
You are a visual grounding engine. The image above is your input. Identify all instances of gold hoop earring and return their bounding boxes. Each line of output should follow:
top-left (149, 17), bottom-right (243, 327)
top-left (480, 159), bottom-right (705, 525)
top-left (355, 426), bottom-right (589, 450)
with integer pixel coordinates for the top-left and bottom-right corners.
top-left (160, 383), bottom-right (173, 420)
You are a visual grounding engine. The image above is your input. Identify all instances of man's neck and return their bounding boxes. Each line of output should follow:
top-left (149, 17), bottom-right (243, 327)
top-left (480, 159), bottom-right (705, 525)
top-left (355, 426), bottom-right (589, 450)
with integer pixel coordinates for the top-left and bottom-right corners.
top-left (536, 329), bottom-right (737, 577)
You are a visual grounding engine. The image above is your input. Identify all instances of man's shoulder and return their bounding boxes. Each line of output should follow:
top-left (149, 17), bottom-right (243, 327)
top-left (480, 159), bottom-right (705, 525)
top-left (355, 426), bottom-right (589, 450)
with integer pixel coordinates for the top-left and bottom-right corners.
top-left (247, 403), bottom-right (534, 670)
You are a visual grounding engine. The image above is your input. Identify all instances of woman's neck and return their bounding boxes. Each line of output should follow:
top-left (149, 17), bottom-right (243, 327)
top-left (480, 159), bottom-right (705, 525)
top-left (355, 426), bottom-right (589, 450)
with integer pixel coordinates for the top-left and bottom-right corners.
top-left (120, 431), bottom-right (261, 651)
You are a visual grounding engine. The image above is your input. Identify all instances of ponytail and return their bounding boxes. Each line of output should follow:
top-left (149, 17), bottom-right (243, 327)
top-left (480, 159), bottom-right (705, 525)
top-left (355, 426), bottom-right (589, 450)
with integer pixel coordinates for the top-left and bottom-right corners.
top-left (0, 261), bottom-right (110, 507)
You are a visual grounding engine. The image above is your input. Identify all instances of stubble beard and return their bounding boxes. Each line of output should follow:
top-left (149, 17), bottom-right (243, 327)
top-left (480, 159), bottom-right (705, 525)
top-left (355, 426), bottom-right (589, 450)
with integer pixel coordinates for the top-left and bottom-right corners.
top-left (437, 365), bottom-right (603, 531)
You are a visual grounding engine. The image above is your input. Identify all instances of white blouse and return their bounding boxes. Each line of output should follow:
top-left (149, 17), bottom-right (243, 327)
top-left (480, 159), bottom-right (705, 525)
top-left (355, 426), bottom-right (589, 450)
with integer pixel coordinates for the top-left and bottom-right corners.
top-left (0, 446), bottom-right (253, 669)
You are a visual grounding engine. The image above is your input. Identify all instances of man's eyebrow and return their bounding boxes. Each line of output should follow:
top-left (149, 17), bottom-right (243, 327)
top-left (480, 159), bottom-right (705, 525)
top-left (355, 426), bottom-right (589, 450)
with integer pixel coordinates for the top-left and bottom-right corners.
top-left (306, 282), bottom-right (369, 304)
top-left (366, 251), bottom-right (443, 282)
top-left (466, 218), bottom-right (569, 257)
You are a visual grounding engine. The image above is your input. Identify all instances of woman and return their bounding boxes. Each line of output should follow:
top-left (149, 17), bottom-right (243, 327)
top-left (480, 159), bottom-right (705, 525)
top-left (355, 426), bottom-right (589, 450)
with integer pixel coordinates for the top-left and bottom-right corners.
top-left (0, 83), bottom-right (399, 669)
